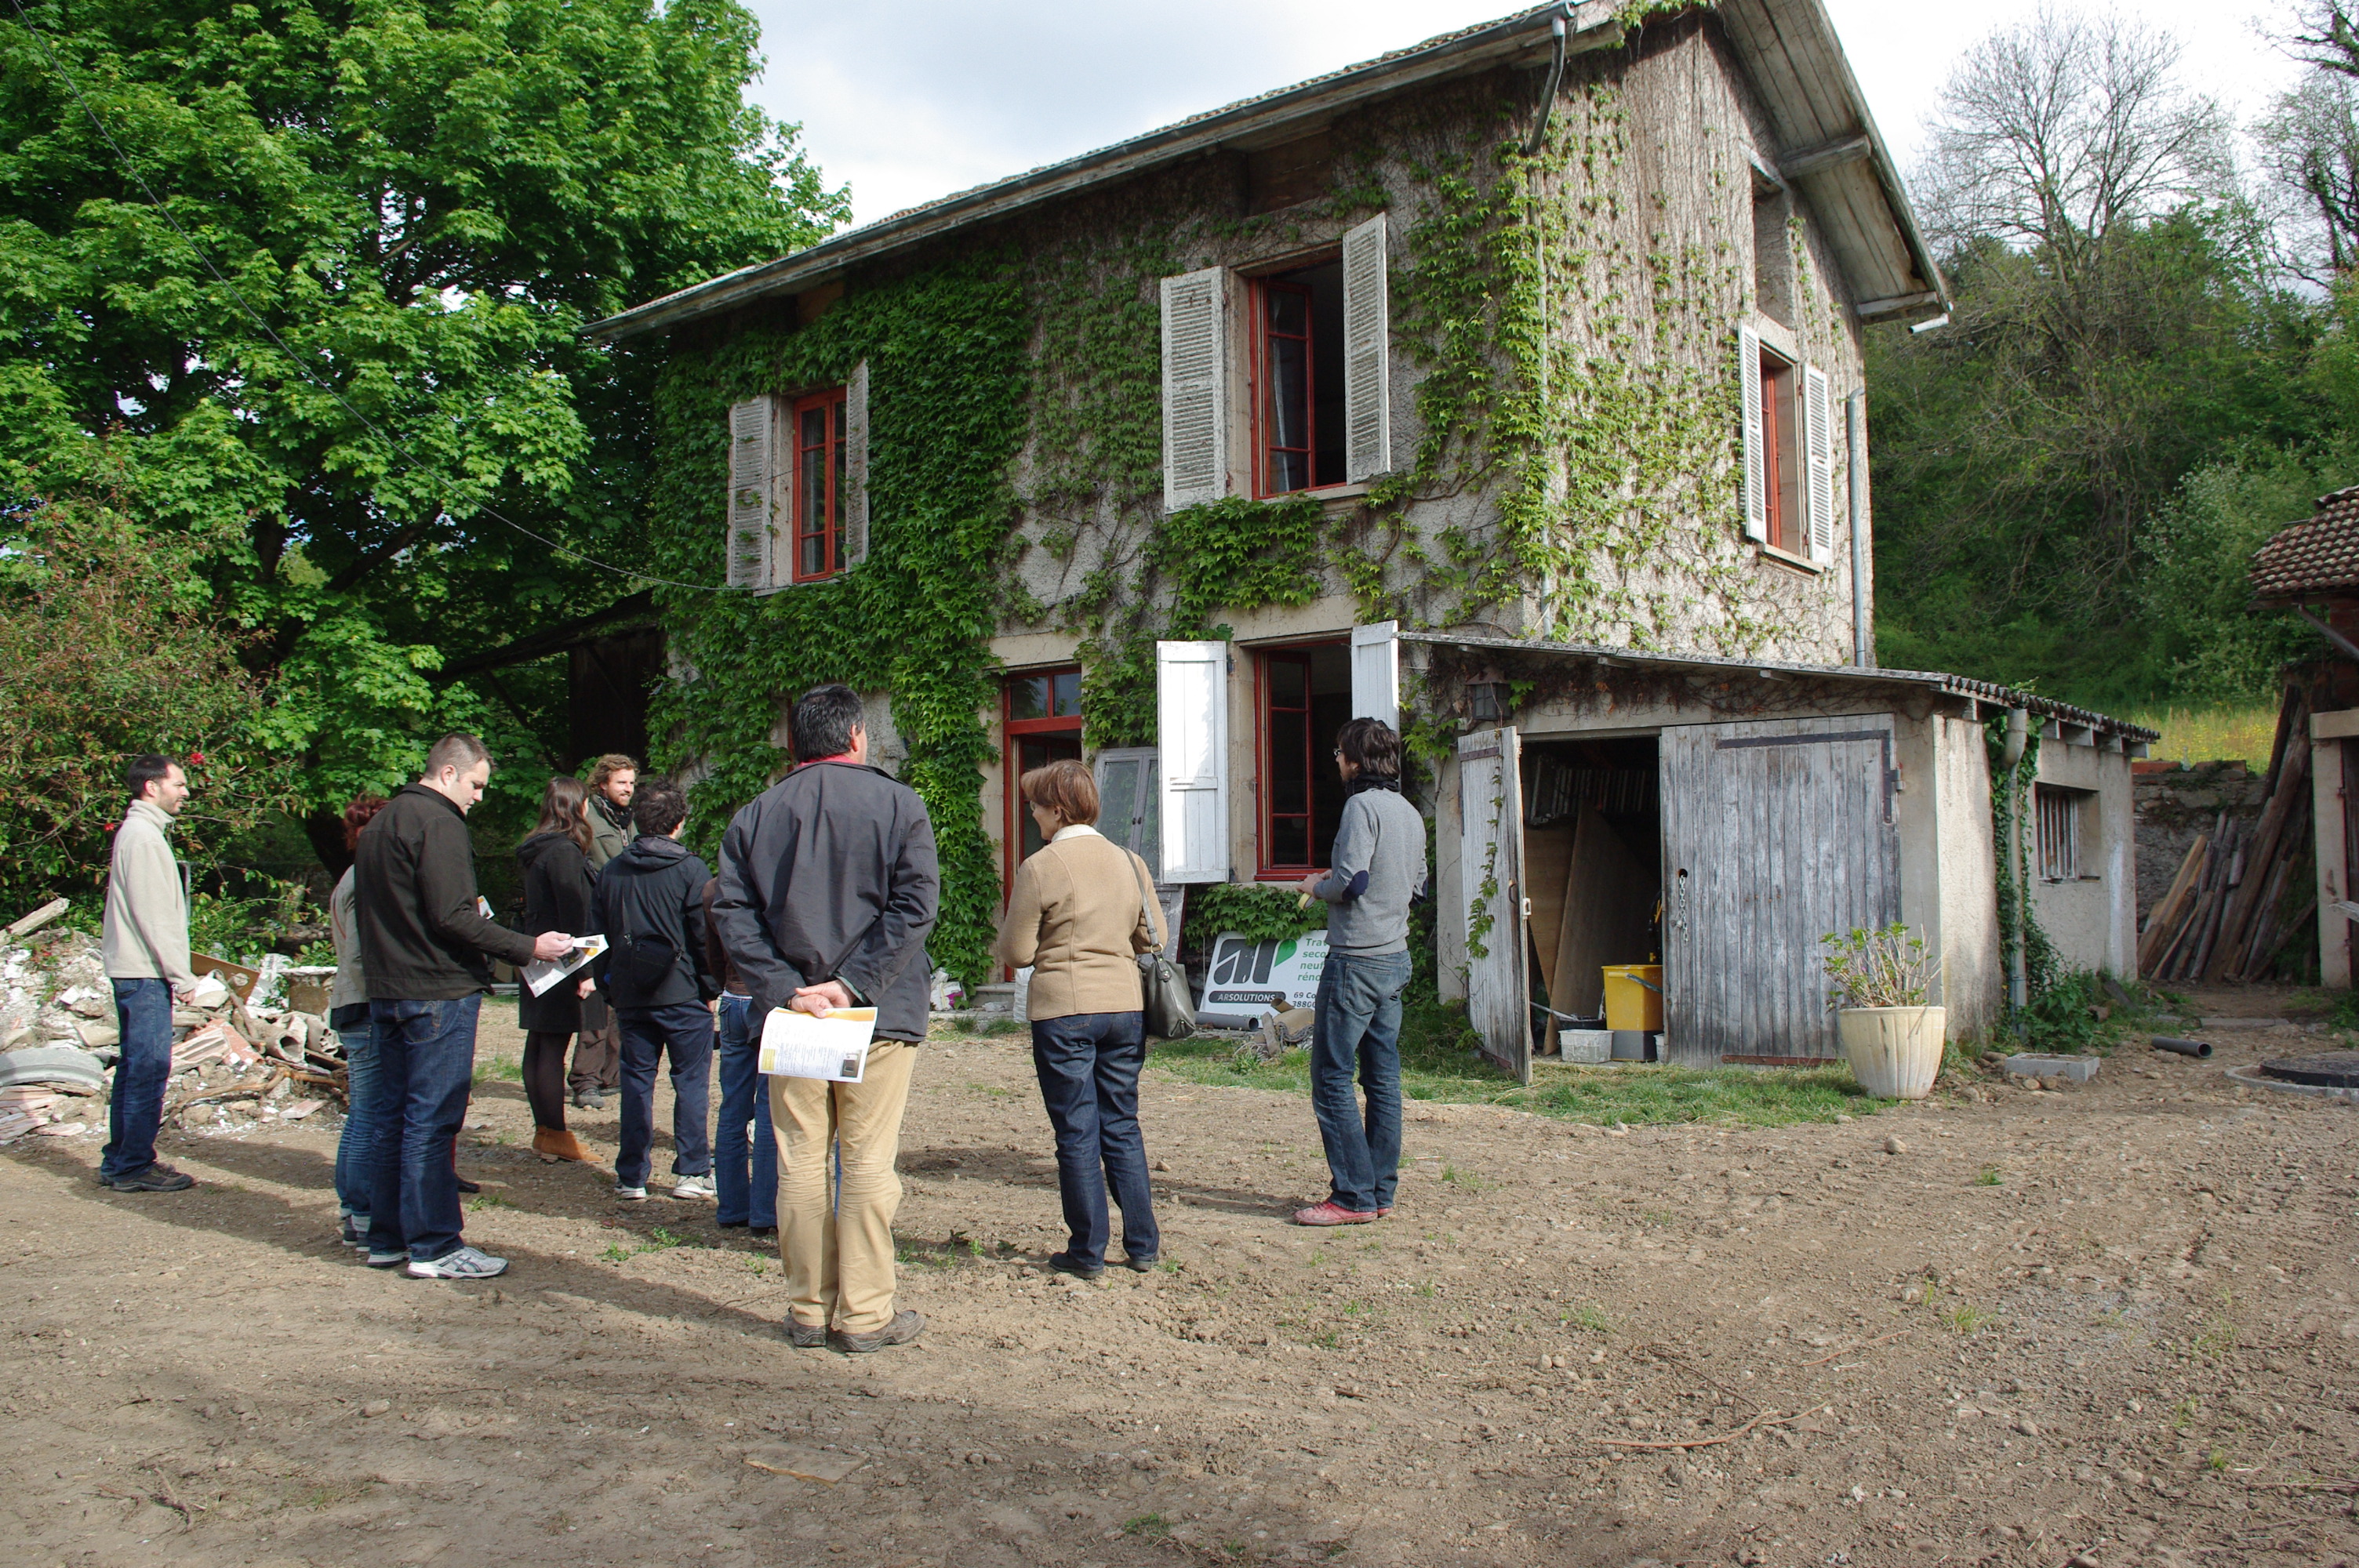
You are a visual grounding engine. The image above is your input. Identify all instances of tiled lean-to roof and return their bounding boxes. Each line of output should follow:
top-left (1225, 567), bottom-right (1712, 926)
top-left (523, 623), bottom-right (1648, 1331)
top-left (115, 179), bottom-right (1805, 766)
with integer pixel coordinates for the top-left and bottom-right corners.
top-left (2250, 486), bottom-right (2359, 604)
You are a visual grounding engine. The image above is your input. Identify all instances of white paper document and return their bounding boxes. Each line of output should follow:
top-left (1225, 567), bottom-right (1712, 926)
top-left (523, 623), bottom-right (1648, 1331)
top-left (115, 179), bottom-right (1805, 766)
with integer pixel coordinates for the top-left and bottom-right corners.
top-left (759, 1005), bottom-right (877, 1083)
top-left (523, 933), bottom-right (609, 997)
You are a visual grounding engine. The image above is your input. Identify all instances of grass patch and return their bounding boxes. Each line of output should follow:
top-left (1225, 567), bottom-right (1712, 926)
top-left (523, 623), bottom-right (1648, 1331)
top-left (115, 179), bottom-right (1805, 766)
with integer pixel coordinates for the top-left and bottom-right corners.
top-left (1563, 1302), bottom-right (1610, 1333)
top-left (1123, 1513), bottom-right (1170, 1538)
top-left (2125, 705), bottom-right (2277, 768)
top-left (1948, 1303), bottom-right (1997, 1334)
top-left (471, 1052), bottom-right (524, 1084)
top-left (1974, 1166), bottom-right (2003, 1187)
top-left (466, 1191), bottom-right (516, 1211)
top-left (1146, 1000), bottom-right (1888, 1127)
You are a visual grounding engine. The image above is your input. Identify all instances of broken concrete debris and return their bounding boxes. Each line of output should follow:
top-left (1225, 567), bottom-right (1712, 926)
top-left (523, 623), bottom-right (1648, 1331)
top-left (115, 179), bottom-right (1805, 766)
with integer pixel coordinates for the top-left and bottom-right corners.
top-left (0, 913), bottom-right (351, 1145)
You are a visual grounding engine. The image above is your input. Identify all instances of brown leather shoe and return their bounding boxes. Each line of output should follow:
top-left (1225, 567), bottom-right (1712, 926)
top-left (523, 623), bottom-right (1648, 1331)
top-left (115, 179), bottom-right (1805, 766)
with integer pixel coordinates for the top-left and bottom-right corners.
top-left (533, 1127), bottom-right (594, 1163)
top-left (830, 1309), bottom-right (925, 1355)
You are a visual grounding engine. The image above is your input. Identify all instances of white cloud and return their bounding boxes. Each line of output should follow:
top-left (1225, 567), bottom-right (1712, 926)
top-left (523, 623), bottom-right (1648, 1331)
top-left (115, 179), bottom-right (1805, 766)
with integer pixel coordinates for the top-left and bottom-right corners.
top-left (740, 1), bottom-right (2313, 227)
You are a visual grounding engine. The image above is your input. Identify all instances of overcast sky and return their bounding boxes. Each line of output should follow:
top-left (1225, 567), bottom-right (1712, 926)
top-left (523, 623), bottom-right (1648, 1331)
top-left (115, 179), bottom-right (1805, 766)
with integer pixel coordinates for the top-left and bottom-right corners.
top-left (740, 0), bottom-right (2306, 229)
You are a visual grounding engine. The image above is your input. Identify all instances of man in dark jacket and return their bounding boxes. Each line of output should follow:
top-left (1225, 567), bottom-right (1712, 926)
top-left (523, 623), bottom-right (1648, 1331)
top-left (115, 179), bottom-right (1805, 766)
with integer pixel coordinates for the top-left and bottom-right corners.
top-left (715, 684), bottom-right (939, 1355)
top-left (356, 734), bottom-right (571, 1280)
top-left (589, 778), bottom-right (721, 1202)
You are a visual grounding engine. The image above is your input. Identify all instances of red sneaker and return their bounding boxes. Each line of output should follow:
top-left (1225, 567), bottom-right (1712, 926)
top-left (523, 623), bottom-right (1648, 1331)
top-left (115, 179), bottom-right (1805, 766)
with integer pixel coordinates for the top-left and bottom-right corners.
top-left (1292, 1200), bottom-right (1378, 1226)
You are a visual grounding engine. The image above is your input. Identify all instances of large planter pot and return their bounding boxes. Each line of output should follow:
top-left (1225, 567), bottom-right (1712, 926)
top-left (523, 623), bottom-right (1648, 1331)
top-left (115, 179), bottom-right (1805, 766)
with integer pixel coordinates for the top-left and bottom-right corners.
top-left (1837, 1006), bottom-right (1946, 1100)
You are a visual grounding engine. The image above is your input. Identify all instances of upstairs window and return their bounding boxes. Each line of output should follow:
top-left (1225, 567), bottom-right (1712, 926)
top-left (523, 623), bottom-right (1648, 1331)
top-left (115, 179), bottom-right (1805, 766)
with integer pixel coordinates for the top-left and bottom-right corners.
top-left (792, 386), bottom-right (849, 582)
top-left (1737, 325), bottom-right (1833, 567)
top-left (1252, 261), bottom-right (1346, 495)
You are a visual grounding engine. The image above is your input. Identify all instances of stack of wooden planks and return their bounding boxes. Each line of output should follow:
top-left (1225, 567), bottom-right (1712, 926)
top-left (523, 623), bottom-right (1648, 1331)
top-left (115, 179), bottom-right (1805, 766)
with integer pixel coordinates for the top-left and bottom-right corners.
top-left (2139, 683), bottom-right (2318, 982)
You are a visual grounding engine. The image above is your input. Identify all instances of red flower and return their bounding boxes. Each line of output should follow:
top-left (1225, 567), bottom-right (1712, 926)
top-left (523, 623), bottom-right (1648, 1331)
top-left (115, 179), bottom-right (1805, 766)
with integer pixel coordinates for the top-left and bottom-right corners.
top-left (187, 751), bottom-right (206, 765)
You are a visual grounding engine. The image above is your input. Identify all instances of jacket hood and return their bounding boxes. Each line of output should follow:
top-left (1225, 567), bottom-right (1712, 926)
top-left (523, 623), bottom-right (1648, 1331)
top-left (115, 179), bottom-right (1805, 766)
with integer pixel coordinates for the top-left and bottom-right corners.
top-left (616, 833), bottom-right (690, 868)
top-left (517, 830), bottom-right (585, 872)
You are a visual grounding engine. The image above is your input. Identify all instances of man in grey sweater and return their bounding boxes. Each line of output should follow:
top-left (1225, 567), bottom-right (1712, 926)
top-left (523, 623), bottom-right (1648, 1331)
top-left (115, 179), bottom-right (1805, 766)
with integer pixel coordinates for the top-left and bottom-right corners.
top-left (100, 754), bottom-right (199, 1192)
top-left (1292, 718), bottom-right (1427, 1225)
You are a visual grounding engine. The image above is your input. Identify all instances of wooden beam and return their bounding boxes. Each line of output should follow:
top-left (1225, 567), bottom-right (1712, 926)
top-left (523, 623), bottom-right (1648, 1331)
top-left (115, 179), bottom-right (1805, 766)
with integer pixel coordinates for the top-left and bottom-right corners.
top-left (1856, 291), bottom-right (1945, 321)
top-left (431, 590), bottom-right (659, 684)
top-left (1776, 132), bottom-right (1874, 180)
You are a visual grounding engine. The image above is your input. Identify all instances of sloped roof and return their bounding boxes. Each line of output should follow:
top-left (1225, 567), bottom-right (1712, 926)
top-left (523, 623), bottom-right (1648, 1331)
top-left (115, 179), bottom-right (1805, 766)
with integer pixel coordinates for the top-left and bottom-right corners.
top-left (590, 0), bottom-right (1945, 340)
top-left (2250, 486), bottom-right (2359, 604)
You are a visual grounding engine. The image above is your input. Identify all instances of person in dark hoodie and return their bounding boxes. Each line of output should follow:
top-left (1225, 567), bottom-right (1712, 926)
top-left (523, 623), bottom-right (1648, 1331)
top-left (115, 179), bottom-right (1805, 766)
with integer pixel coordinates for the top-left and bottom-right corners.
top-left (355, 733), bottom-right (572, 1280)
top-left (516, 776), bottom-right (598, 1166)
top-left (714, 683), bottom-right (939, 1356)
top-left (589, 776), bottom-right (721, 1203)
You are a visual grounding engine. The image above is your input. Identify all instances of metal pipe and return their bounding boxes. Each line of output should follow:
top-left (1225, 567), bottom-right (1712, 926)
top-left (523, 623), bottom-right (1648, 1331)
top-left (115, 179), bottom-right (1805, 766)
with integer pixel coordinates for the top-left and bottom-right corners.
top-left (2150, 1036), bottom-right (2214, 1058)
top-left (1524, 9), bottom-right (1571, 158)
top-left (1847, 390), bottom-right (1871, 668)
top-left (2001, 710), bottom-right (2029, 1022)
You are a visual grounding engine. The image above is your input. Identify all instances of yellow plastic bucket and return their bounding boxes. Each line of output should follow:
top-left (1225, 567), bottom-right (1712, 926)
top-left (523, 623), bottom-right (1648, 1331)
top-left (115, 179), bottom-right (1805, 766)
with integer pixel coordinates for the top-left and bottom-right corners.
top-left (1601, 964), bottom-right (1663, 1031)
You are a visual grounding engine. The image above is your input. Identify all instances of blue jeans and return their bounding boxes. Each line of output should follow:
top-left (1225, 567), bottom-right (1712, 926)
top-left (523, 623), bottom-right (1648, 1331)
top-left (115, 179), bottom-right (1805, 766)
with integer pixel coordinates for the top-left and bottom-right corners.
top-left (1030, 1010), bottom-right (1158, 1269)
top-left (365, 996), bottom-right (483, 1263)
top-left (333, 1023), bottom-right (383, 1220)
top-left (101, 978), bottom-right (175, 1181)
top-left (712, 995), bottom-right (776, 1226)
top-left (1309, 949), bottom-right (1414, 1214)
top-left (616, 1002), bottom-right (715, 1190)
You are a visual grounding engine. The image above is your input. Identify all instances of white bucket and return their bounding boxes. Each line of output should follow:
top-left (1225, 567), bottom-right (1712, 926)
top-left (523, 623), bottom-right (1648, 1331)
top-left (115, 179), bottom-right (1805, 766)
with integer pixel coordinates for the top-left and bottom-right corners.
top-left (1836, 1006), bottom-right (1946, 1100)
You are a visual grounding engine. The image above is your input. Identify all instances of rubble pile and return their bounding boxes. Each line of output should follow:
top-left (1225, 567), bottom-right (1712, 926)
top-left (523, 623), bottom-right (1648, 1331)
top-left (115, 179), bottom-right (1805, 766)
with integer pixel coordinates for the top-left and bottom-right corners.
top-left (0, 908), bottom-right (345, 1145)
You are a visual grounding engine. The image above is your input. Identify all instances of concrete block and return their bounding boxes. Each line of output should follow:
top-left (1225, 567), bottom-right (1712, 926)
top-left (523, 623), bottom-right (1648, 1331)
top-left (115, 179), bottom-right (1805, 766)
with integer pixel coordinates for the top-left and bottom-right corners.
top-left (2003, 1054), bottom-right (2098, 1083)
top-left (1560, 1029), bottom-right (1612, 1065)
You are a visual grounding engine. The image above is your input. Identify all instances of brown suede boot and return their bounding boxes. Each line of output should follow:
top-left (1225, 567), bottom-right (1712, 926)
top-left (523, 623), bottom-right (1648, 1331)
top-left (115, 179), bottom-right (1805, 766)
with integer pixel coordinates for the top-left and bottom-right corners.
top-left (533, 1127), bottom-right (594, 1163)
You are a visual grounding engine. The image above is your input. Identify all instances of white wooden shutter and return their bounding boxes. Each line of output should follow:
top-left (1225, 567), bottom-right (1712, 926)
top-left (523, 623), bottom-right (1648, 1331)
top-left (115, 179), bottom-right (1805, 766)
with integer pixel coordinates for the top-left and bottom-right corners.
top-left (1737, 326), bottom-right (1765, 543)
top-left (844, 360), bottom-right (871, 566)
top-left (1155, 641), bottom-right (1229, 883)
top-left (1803, 363), bottom-right (1834, 564)
top-left (726, 396), bottom-right (778, 588)
top-left (1342, 212), bottom-right (1391, 482)
top-left (1350, 619), bottom-right (1400, 733)
top-left (1160, 268), bottom-right (1228, 510)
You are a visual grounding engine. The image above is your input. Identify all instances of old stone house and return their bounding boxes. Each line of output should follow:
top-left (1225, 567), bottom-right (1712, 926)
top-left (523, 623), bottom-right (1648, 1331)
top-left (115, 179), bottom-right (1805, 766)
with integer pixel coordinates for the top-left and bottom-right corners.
top-left (592, 0), bottom-right (2149, 1073)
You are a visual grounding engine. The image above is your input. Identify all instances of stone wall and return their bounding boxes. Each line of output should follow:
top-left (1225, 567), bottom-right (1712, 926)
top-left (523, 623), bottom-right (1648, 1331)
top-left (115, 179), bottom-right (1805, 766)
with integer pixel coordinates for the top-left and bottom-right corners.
top-left (2132, 760), bottom-right (2270, 922)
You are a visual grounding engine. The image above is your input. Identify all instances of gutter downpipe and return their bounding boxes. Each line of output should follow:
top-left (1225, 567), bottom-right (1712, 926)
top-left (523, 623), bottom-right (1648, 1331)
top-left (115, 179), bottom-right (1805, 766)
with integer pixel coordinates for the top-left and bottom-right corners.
top-left (2001, 708), bottom-right (2030, 1028)
top-left (1523, 9), bottom-right (1571, 158)
top-left (1847, 390), bottom-right (1870, 668)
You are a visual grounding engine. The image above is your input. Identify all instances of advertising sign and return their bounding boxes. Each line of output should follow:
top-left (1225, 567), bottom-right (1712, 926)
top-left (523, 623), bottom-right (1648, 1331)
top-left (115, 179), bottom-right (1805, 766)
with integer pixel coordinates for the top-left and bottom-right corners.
top-left (1202, 929), bottom-right (1329, 1017)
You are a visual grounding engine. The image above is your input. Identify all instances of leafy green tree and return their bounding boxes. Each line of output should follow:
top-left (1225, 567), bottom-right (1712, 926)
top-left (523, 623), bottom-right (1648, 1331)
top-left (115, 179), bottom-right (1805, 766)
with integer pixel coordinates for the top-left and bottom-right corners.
top-left (0, 0), bottom-right (844, 872)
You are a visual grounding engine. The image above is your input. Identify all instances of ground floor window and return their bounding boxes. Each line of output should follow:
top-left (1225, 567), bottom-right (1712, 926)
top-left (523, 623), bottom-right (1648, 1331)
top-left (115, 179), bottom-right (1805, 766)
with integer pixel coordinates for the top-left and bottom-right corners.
top-left (2034, 784), bottom-right (2090, 881)
top-left (1256, 641), bottom-right (1350, 876)
top-left (1004, 668), bottom-right (1082, 888)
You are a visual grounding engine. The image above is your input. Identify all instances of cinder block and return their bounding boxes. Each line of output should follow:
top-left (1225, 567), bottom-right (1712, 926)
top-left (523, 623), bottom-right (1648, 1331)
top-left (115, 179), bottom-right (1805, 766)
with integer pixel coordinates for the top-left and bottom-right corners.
top-left (2003, 1054), bottom-right (2099, 1083)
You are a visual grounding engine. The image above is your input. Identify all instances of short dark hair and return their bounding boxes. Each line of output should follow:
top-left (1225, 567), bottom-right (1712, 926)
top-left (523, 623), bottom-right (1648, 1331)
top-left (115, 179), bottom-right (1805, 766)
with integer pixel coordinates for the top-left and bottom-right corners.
top-left (1335, 717), bottom-right (1402, 779)
top-left (424, 732), bottom-right (492, 777)
top-left (791, 684), bottom-right (863, 764)
top-left (125, 754), bottom-right (179, 802)
top-left (1021, 758), bottom-right (1099, 825)
top-left (631, 777), bottom-right (688, 837)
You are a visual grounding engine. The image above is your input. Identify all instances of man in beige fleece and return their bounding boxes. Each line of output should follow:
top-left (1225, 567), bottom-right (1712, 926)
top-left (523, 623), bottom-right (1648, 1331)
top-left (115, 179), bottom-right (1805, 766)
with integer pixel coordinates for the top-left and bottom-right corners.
top-left (100, 753), bottom-right (199, 1192)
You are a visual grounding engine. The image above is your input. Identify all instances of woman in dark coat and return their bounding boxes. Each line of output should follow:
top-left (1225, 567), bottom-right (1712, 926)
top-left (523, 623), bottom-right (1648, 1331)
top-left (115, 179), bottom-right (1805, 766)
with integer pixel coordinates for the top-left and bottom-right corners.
top-left (518, 776), bottom-right (598, 1163)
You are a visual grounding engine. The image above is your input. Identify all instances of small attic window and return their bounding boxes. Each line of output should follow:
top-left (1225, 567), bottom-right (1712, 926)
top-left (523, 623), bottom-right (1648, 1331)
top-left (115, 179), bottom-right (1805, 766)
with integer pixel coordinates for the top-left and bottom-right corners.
top-left (1246, 130), bottom-right (1335, 215)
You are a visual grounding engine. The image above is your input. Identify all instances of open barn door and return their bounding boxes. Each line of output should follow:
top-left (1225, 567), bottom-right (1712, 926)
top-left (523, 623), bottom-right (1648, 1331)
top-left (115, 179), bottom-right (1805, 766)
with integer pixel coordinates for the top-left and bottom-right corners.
top-left (1659, 716), bottom-right (1901, 1066)
top-left (1457, 727), bottom-right (1529, 1083)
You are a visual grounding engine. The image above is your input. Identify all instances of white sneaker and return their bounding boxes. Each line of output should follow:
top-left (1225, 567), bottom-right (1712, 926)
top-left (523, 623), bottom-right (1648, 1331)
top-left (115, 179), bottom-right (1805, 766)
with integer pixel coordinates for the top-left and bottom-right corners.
top-left (615, 1183), bottom-right (649, 1200)
top-left (407, 1245), bottom-right (509, 1280)
top-left (671, 1176), bottom-right (716, 1200)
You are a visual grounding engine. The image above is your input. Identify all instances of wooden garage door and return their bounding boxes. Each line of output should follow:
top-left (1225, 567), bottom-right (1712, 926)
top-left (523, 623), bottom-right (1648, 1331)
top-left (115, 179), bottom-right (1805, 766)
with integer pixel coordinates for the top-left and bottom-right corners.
top-left (1659, 717), bottom-right (1901, 1066)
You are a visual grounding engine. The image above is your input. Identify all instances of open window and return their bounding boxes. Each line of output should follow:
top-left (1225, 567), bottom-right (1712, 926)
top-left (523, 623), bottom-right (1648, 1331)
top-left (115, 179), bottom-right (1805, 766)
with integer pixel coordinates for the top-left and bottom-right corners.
top-left (1737, 328), bottom-right (1832, 566)
top-left (1251, 260), bottom-right (1345, 495)
top-left (723, 365), bottom-right (869, 591)
top-left (1256, 641), bottom-right (1352, 876)
top-left (1003, 667), bottom-right (1082, 889)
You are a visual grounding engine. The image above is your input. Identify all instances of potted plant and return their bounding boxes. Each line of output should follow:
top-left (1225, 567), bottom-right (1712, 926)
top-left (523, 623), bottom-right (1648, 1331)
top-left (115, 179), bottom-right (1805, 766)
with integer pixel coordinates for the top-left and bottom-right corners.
top-left (1821, 924), bottom-right (1944, 1100)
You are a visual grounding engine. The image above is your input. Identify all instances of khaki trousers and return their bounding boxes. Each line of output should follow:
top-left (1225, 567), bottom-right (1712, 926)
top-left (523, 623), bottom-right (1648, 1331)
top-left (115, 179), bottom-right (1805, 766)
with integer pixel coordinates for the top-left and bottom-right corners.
top-left (768, 1040), bottom-right (916, 1335)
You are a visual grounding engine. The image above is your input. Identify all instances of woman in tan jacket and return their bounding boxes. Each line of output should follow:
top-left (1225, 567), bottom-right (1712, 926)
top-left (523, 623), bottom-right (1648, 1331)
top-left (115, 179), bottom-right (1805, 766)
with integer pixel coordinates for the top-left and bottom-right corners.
top-left (993, 759), bottom-right (1168, 1279)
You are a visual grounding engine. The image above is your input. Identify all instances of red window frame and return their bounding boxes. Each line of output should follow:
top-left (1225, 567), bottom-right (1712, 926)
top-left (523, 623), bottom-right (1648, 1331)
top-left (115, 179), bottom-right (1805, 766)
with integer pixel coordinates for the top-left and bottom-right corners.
top-left (1252, 276), bottom-right (1320, 497)
top-left (791, 386), bottom-right (849, 583)
top-left (1254, 642), bottom-right (1341, 878)
top-left (1758, 350), bottom-right (1797, 556)
top-left (1001, 667), bottom-right (1084, 895)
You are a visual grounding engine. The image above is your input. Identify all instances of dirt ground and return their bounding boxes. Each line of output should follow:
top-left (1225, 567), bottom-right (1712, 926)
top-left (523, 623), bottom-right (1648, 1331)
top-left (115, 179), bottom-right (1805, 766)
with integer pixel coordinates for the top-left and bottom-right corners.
top-left (5, 993), bottom-right (2359, 1568)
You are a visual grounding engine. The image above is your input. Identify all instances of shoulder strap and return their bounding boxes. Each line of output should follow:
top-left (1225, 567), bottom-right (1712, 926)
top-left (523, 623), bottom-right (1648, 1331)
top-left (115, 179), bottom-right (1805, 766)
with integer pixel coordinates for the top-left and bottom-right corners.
top-left (1126, 849), bottom-right (1164, 957)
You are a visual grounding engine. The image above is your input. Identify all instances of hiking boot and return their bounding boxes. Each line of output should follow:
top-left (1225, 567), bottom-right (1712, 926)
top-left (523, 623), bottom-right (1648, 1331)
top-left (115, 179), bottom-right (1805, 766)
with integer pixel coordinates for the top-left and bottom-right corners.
top-left (830, 1309), bottom-right (924, 1355)
top-left (615, 1183), bottom-right (649, 1200)
top-left (569, 1088), bottom-right (594, 1110)
top-left (783, 1318), bottom-right (828, 1348)
top-left (1048, 1252), bottom-right (1106, 1281)
top-left (104, 1162), bottom-right (194, 1193)
top-left (407, 1245), bottom-right (509, 1280)
top-left (671, 1175), bottom-right (716, 1201)
top-left (532, 1127), bottom-right (594, 1163)
top-left (1291, 1200), bottom-right (1377, 1227)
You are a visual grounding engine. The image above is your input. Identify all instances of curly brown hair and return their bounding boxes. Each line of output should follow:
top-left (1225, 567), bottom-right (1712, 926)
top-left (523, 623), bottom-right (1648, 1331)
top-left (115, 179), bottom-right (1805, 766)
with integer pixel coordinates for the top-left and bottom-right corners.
top-left (341, 794), bottom-right (390, 852)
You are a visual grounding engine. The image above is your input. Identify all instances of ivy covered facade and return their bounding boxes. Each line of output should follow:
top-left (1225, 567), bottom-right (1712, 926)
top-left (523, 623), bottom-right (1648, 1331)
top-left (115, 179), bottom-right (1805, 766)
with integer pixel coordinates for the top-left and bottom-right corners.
top-left (598, 1), bottom-right (2151, 1065)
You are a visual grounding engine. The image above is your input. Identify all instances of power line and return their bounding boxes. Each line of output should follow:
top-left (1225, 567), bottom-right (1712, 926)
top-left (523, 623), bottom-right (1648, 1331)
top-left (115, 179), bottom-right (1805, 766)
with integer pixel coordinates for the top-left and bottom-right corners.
top-left (4, 0), bottom-right (738, 595)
